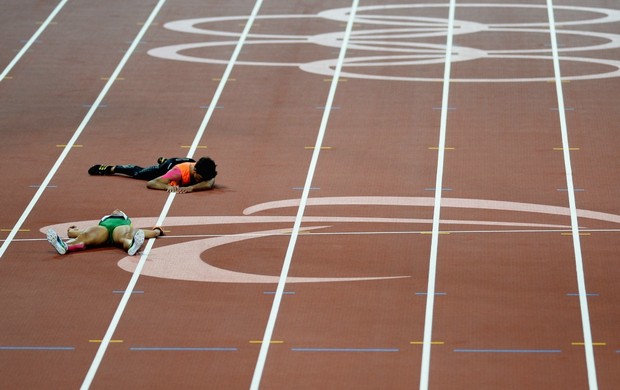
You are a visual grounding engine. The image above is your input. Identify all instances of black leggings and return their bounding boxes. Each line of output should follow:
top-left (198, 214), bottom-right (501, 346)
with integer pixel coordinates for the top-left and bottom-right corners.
top-left (114, 157), bottom-right (195, 181)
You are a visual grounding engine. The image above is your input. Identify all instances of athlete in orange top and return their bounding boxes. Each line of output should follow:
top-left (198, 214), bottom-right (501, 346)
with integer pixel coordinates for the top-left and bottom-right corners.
top-left (88, 157), bottom-right (217, 193)
top-left (147, 160), bottom-right (216, 193)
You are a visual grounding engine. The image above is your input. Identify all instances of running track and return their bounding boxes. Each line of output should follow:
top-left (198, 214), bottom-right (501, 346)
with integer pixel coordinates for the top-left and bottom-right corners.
top-left (1, 0), bottom-right (620, 388)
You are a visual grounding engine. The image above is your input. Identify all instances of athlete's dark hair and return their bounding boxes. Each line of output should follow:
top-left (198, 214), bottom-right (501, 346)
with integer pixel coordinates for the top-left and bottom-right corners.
top-left (195, 157), bottom-right (217, 181)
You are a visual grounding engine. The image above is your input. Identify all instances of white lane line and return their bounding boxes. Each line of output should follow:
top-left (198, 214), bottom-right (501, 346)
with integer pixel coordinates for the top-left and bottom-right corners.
top-left (184, 0), bottom-right (263, 158)
top-left (249, 1), bottom-right (360, 388)
top-left (75, 1), bottom-right (168, 388)
top-left (0, 0), bottom-right (68, 82)
top-left (546, 1), bottom-right (598, 389)
top-left (80, 1), bottom-right (263, 388)
top-left (419, 0), bottom-right (455, 389)
top-left (0, 1), bottom-right (160, 260)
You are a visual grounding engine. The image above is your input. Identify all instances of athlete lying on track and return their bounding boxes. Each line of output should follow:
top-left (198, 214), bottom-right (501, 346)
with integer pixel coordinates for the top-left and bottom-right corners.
top-left (46, 209), bottom-right (163, 256)
top-left (88, 156), bottom-right (217, 193)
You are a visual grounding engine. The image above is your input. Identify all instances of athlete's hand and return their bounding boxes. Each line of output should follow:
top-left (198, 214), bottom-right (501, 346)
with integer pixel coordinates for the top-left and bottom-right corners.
top-left (176, 186), bottom-right (193, 194)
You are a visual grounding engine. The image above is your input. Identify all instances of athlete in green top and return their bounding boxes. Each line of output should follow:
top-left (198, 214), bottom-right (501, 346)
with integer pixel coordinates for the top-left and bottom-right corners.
top-left (46, 209), bottom-right (163, 256)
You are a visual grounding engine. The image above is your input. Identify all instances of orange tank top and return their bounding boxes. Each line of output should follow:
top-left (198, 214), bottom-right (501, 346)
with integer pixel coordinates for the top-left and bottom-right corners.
top-left (176, 162), bottom-right (194, 185)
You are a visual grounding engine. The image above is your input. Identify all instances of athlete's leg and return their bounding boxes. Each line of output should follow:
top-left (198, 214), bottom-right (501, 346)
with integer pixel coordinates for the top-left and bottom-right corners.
top-left (113, 226), bottom-right (145, 255)
top-left (143, 228), bottom-right (162, 239)
top-left (127, 164), bottom-right (167, 180)
top-left (67, 225), bottom-right (82, 238)
top-left (149, 227), bottom-right (165, 238)
top-left (131, 158), bottom-right (195, 180)
top-left (47, 226), bottom-right (108, 254)
top-left (96, 163), bottom-right (167, 180)
top-left (88, 164), bottom-right (151, 178)
top-left (111, 165), bottom-right (148, 178)
top-left (66, 226), bottom-right (109, 250)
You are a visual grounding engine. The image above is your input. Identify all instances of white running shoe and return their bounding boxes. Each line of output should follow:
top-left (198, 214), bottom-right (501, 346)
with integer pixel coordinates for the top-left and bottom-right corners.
top-left (46, 229), bottom-right (67, 255)
top-left (127, 229), bottom-right (145, 256)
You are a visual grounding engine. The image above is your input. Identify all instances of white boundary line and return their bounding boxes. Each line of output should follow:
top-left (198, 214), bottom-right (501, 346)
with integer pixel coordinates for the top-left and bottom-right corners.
top-left (0, 0), bottom-right (162, 260)
top-left (249, 1), bottom-right (360, 388)
top-left (184, 0), bottom-right (262, 158)
top-left (546, 1), bottom-right (598, 389)
top-left (79, 0), bottom-right (264, 388)
top-left (419, 0), bottom-right (455, 389)
top-left (73, 0), bottom-right (170, 388)
top-left (0, 0), bottom-right (68, 82)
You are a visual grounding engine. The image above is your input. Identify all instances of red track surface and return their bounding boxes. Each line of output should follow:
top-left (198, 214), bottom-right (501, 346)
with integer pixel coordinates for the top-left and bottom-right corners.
top-left (1, 1), bottom-right (620, 388)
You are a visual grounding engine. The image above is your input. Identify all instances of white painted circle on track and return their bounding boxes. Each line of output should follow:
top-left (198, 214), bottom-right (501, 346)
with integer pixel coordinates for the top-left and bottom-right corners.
top-left (40, 196), bottom-right (620, 284)
top-left (148, 3), bottom-right (620, 82)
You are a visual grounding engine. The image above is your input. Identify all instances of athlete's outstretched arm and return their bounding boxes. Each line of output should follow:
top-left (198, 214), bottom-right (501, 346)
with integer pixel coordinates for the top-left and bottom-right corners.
top-left (146, 176), bottom-right (173, 191)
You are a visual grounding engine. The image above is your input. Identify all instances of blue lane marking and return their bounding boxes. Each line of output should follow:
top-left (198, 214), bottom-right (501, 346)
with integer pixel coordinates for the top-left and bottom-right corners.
top-left (454, 349), bottom-right (561, 353)
top-left (566, 293), bottom-right (599, 297)
top-left (112, 290), bottom-right (144, 294)
top-left (292, 348), bottom-right (399, 352)
top-left (130, 347), bottom-right (237, 351)
top-left (0, 346), bottom-right (75, 350)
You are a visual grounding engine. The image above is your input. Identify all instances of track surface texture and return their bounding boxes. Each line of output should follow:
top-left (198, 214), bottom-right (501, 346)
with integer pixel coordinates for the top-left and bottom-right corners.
top-left (1, 1), bottom-right (619, 389)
